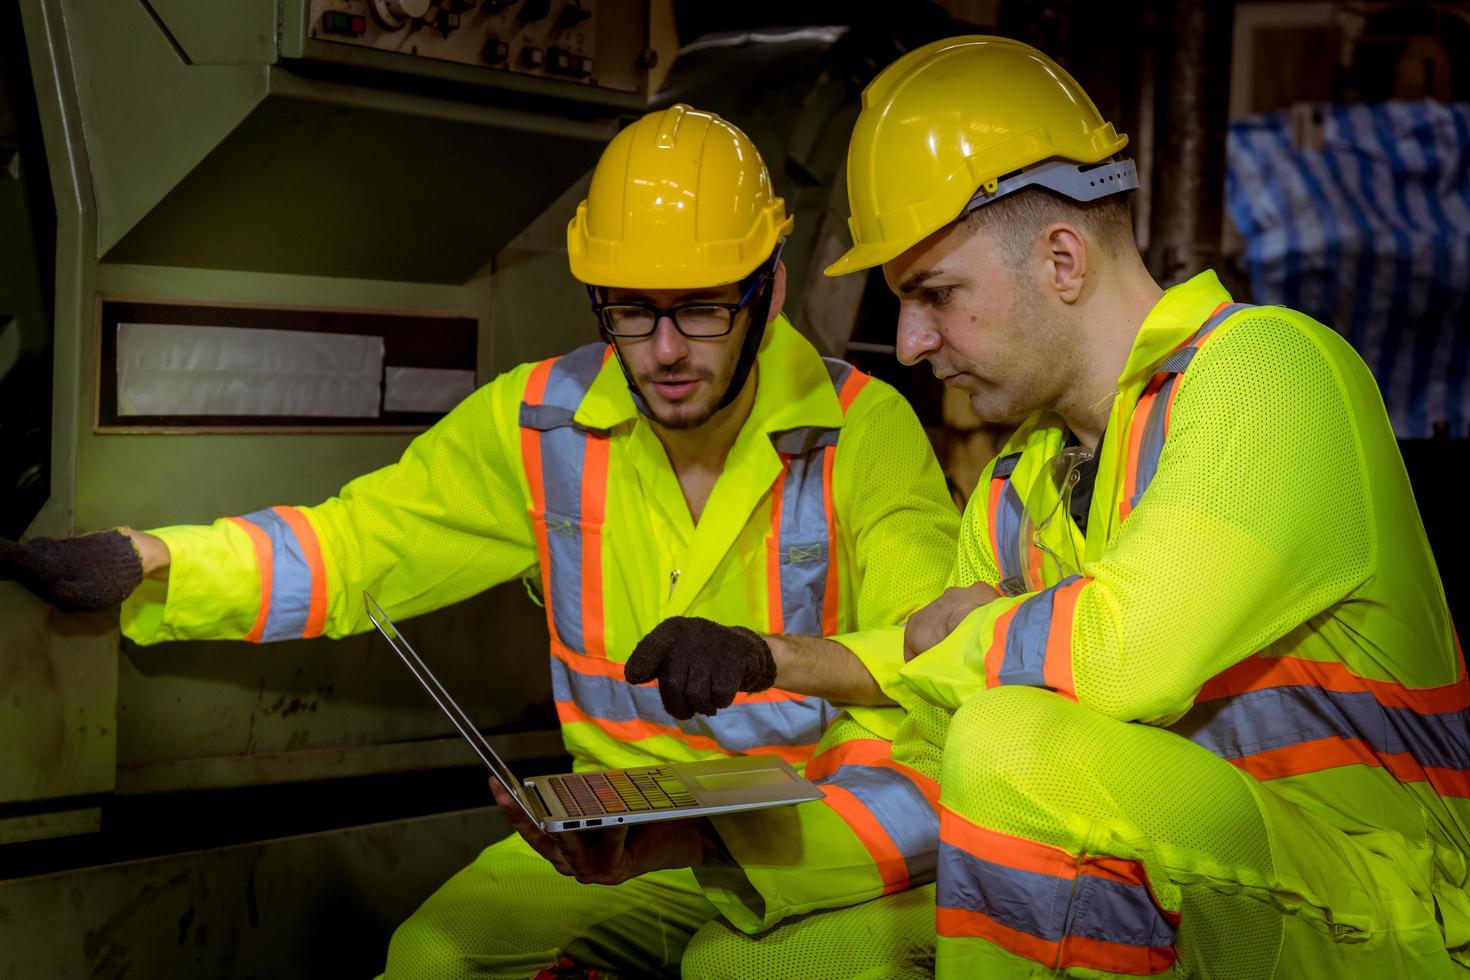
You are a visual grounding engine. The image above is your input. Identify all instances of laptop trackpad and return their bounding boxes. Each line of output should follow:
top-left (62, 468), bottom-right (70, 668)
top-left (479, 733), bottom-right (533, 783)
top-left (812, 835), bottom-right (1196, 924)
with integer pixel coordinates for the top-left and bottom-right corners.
top-left (692, 769), bottom-right (795, 793)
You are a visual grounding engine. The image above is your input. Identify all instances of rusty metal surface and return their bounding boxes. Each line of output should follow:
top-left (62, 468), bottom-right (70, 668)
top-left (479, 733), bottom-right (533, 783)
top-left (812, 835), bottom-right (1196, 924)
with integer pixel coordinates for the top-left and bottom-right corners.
top-left (115, 581), bottom-right (554, 775)
top-left (0, 807), bottom-right (510, 979)
top-left (0, 590), bottom-right (117, 807)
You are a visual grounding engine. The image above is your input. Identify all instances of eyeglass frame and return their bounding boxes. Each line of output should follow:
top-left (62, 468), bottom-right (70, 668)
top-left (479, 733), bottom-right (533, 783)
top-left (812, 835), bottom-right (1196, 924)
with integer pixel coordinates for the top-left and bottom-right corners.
top-left (585, 255), bottom-right (775, 340)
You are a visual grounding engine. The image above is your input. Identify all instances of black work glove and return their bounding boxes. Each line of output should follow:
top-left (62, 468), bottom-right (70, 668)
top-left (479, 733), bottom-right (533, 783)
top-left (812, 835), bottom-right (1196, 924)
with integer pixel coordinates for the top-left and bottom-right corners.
top-left (624, 616), bottom-right (778, 721)
top-left (0, 530), bottom-right (143, 612)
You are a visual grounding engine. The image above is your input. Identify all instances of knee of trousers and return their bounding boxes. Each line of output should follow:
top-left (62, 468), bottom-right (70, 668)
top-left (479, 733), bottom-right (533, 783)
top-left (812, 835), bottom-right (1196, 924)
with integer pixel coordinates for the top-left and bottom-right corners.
top-left (941, 686), bottom-right (1104, 818)
top-left (381, 880), bottom-right (535, 980)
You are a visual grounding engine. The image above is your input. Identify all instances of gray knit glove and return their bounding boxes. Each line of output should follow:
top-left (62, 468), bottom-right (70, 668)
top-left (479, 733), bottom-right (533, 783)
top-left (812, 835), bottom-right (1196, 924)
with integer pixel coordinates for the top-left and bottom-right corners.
top-left (0, 530), bottom-right (144, 612)
top-left (624, 616), bottom-right (777, 720)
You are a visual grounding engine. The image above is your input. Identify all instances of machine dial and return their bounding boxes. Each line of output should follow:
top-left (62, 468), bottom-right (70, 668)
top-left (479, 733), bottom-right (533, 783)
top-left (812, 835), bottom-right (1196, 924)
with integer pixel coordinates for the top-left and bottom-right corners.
top-left (371, 0), bottom-right (431, 29)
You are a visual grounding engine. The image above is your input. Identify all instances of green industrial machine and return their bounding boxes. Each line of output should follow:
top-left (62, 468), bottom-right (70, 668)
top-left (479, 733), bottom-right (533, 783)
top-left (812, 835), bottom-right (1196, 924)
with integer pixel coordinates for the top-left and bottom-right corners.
top-left (0, 1), bottom-right (661, 974)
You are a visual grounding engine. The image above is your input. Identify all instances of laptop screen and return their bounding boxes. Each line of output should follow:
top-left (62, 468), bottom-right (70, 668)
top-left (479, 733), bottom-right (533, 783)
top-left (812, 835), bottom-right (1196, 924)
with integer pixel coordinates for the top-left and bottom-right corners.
top-left (363, 593), bottom-right (544, 825)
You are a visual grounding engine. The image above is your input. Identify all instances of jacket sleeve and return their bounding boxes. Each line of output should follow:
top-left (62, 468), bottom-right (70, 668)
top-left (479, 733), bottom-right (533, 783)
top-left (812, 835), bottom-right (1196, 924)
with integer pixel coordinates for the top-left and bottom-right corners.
top-left (822, 381), bottom-right (960, 717)
top-left (900, 313), bottom-right (1376, 724)
top-left (121, 363), bottom-right (542, 645)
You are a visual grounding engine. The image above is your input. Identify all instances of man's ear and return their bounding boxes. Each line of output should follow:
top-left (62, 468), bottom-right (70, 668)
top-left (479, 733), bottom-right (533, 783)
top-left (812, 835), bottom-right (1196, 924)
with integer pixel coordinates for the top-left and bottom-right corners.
top-left (766, 260), bottom-right (788, 325)
top-left (1040, 222), bottom-right (1088, 305)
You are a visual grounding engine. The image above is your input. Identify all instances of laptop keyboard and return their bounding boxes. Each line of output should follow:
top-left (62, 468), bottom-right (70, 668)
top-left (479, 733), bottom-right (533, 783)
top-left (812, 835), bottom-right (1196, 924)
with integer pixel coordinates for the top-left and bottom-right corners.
top-left (547, 766), bottom-right (696, 817)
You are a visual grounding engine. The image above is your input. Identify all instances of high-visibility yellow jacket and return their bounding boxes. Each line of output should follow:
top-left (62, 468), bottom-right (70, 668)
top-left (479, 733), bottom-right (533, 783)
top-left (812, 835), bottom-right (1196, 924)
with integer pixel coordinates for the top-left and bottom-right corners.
top-left (705, 272), bottom-right (1470, 947)
top-left (121, 316), bottom-right (959, 776)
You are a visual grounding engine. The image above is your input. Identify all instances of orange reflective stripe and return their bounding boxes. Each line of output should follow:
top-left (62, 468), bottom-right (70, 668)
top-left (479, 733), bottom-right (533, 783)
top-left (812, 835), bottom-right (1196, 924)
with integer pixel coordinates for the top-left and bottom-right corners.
top-left (228, 516), bottom-right (274, 644)
top-left (836, 367), bottom-right (870, 412)
top-left (1199, 653), bottom-right (1470, 714)
top-left (1040, 578), bottom-right (1085, 700)
top-left (936, 907), bottom-right (1177, 975)
top-left (580, 433), bottom-right (610, 659)
top-left (272, 506), bottom-right (328, 639)
top-left (820, 445), bottom-right (840, 635)
top-left (942, 805), bottom-right (1074, 878)
top-left (1025, 537), bottom-right (1044, 586)
top-left (1232, 738), bottom-right (1470, 798)
top-left (522, 358), bottom-right (558, 642)
top-left (821, 783), bottom-right (911, 893)
top-left (941, 805), bottom-right (1178, 924)
top-left (1121, 302), bottom-right (1233, 525)
top-left (939, 806), bottom-right (1179, 973)
top-left (803, 737), bottom-right (894, 780)
top-left (767, 461), bottom-right (787, 633)
top-left (1120, 375), bottom-right (1166, 524)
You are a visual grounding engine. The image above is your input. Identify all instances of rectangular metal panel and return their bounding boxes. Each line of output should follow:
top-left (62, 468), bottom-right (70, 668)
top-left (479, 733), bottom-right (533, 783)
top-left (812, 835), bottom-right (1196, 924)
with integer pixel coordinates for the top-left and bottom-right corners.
top-left (0, 808), bottom-right (511, 978)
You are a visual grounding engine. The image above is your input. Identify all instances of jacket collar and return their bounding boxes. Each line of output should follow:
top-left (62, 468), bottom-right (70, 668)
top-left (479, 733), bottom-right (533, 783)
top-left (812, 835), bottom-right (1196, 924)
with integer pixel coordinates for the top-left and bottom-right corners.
top-left (1116, 270), bottom-right (1233, 387)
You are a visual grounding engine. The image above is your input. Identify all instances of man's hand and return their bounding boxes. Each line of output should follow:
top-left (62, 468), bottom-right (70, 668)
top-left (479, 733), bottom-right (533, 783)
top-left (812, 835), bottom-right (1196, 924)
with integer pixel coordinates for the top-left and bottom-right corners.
top-left (903, 582), bottom-right (1002, 662)
top-left (624, 616), bottom-right (776, 720)
top-left (0, 530), bottom-right (145, 612)
top-left (489, 777), bottom-right (710, 885)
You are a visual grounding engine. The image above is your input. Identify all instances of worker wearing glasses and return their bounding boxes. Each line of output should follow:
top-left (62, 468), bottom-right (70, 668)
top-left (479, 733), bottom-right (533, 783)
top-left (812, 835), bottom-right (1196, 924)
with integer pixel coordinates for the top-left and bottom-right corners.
top-left (1, 106), bottom-right (961, 977)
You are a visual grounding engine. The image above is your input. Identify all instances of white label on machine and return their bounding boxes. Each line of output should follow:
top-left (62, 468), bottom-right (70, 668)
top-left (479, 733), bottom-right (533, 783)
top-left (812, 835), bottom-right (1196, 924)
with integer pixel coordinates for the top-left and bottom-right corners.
top-left (383, 366), bottom-right (476, 414)
top-left (117, 322), bottom-right (384, 418)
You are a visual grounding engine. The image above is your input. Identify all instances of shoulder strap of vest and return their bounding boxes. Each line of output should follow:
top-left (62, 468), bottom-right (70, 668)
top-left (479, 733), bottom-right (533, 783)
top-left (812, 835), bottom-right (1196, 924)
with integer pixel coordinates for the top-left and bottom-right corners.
top-left (986, 452), bottom-right (1029, 597)
top-left (519, 342), bottom-right (610, 432)
top-left (1120, 302), bottom-right (1255, 522)
top-left (767, 358), bottom-right (870, 636)
top-left (768, 358), bottom-right (870, 455)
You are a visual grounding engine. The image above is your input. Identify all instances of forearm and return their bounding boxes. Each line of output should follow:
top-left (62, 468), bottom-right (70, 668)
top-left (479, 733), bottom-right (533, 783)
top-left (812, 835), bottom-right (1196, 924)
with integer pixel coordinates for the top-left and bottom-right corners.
top-left (123, 528), bottom-right (170, 581)
top-left (764, 633), bottom-right (896, 706)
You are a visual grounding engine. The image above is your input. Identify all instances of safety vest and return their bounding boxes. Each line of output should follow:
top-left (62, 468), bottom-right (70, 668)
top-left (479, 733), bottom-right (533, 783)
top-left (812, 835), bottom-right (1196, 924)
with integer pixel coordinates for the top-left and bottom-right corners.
top-left (984, 301), bottom-right (1470, 806)
top-left (518, 342), bottom-right (870, 765)
top-left (988, 302), bottom-right (1250, 597)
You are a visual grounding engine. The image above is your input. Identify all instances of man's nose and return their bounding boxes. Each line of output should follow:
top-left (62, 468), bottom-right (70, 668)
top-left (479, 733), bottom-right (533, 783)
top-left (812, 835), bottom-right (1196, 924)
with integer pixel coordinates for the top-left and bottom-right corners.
top-left (896, 309), bottom-right (941, 367)
top-left (652, 315), bottom-right (690, 364)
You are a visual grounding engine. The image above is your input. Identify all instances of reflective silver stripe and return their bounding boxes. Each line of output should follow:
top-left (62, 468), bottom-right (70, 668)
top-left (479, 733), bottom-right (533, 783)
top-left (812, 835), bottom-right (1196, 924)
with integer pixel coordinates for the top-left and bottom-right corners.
top-left (520, 343), bottom-right (607, 653)
top-left (776, 447), bottom-right (830, 635)
top-left (237, 507), bottom-right (318, 643)
top-left (989, 453), bottom-right (1026, 588)
top-left (997, 575), bottom-right (1084, 687)
top-left (813, 762), bottom-right (940, 884)
top-left (770, 358), bottom-right (861, 636)
top-left (1130, 304), bottom-right (1253, 509)
top-left (550, 657), bottom-right (837, 751)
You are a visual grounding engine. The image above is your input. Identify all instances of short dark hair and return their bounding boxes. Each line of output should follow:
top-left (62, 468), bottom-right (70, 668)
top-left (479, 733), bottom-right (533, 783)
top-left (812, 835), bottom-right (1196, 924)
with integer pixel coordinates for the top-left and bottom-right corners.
top-left (963, 184), bottom-right (1136, 269)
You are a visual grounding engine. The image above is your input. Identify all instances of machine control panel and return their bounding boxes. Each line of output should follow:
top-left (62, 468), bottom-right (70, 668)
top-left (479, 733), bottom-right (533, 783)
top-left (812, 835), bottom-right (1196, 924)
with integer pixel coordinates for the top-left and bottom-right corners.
top-left (305, 0), bottom-right (645, 93)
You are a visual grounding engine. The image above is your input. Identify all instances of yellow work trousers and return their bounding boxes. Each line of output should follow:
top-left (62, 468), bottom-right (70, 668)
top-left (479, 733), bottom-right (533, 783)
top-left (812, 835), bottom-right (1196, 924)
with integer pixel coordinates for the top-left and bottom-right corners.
top-left (934, 686), bottom-right (1462, 978)
top-left (380, 831), bottom-right (942, 979)
top-left (381, 833), bottom-right (714, 979)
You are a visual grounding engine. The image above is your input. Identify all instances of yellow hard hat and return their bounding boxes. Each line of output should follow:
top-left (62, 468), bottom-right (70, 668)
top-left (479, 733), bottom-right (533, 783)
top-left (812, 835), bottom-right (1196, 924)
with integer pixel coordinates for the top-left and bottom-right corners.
top-left (567, 104), bottom-right (794, 289)
top-left (824, 35), bottom-right (1135, 277)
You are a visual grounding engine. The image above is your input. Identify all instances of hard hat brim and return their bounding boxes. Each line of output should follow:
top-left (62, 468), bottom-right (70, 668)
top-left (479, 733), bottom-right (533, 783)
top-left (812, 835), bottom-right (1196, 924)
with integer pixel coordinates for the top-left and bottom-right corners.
top-left (823, 240), bottom-right (908, 278)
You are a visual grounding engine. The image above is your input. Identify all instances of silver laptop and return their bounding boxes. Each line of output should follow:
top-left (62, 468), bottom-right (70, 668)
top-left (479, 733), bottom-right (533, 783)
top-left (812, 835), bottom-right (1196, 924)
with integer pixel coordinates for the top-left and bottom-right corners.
top-left (364, 593), bottom-right (825, 833)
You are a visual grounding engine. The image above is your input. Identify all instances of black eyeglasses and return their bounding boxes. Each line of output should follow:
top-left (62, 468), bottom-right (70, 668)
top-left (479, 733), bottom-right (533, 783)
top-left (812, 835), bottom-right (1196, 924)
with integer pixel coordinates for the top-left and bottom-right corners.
top-left (591, 270), bottom-right (767, 339)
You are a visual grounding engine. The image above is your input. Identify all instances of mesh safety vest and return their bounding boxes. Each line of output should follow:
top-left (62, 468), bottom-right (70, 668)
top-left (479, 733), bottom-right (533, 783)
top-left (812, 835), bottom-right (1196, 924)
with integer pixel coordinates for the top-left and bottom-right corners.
top-left (983, 299), bottom-right (1470, 829)
top-left (518, 342), bottom-right (871, 767)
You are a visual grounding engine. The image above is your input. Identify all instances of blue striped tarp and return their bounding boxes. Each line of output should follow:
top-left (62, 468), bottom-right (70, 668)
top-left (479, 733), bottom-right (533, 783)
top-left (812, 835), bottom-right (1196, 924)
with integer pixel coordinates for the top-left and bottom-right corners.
top-left (1226, 100), bottom-right (1470, 437)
